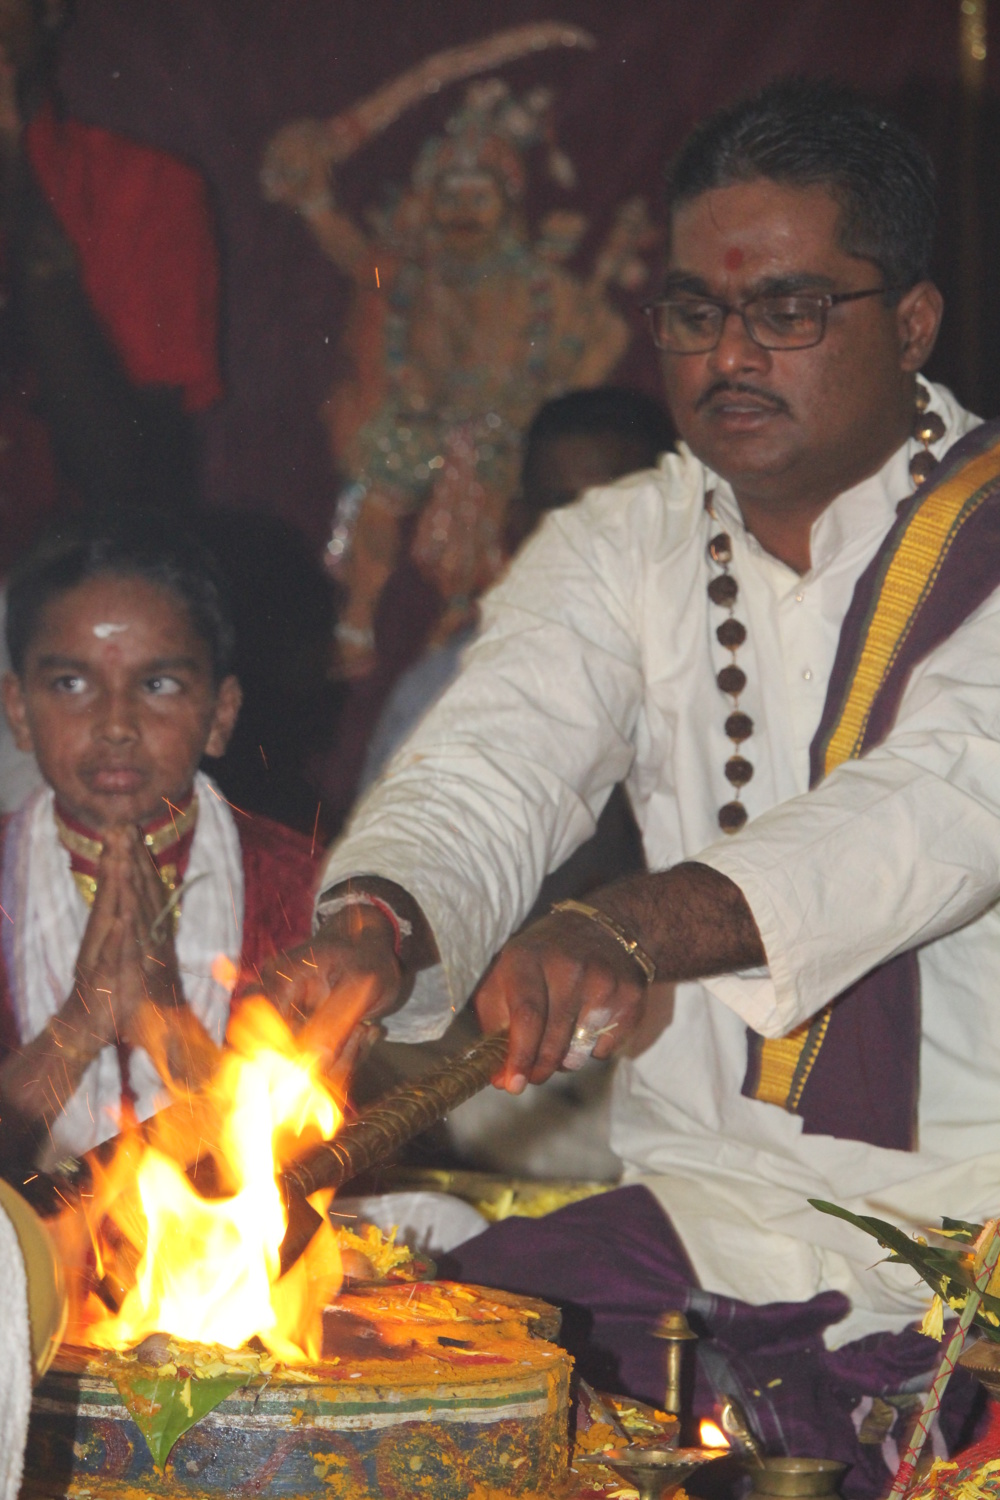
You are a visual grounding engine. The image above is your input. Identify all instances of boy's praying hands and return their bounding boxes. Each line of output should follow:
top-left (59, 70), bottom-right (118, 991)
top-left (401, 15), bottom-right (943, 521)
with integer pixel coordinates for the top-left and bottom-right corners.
top-left (0, 825), bottom-right (219, 1134)
top-left (85, 826), bottom-right (219, 1093)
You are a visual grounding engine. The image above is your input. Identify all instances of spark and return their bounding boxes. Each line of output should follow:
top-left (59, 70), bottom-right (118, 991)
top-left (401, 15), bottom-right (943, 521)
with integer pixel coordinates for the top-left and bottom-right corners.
top-left (259, 745), bottom-right (269, 770)
top-left (0, 901), bottom-right (12, 923)
top-left (203, 781), bottom-right (251, 818)
top-left (310, 802), bottom-right (322, 859)
top-left (274, 970), bottom-right (292, 982)
top-left (102, 993), bottom-right (121, 1044)
top-left (161, 797), bottom-right (182, 842)
top-left (374, 265), bottom-right (380, 288)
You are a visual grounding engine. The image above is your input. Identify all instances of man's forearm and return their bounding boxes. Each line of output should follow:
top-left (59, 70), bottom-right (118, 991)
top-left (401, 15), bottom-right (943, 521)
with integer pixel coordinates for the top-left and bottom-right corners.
top-left (585, 861), bottom-right (765, 982)
top-left (314, 864), bottom-right (761, 991)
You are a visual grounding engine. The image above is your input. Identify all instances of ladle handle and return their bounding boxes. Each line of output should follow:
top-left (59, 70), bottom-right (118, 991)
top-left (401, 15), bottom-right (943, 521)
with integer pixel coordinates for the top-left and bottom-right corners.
top-left (282, 1029), bottom-right (510, 1198)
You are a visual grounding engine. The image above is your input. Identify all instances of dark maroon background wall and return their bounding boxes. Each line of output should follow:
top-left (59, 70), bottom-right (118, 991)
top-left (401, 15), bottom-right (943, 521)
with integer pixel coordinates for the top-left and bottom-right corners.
top-left (55, 0), bottom-right (1000, 548)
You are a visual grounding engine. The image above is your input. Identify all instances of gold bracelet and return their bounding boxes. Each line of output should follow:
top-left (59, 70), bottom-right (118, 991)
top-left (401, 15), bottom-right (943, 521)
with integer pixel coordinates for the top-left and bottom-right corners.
top-left (550, 899), bottom-right (657, 985)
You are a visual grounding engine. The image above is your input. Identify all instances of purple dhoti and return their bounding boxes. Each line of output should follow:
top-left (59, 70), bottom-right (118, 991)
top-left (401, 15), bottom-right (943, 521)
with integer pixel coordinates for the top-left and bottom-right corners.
top-left (439, 1185), bottom-right (982, 1500)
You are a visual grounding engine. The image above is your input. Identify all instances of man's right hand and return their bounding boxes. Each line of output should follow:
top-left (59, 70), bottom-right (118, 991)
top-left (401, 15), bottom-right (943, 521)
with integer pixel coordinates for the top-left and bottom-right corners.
top-left (260, 904), bottom-right (406, 1069)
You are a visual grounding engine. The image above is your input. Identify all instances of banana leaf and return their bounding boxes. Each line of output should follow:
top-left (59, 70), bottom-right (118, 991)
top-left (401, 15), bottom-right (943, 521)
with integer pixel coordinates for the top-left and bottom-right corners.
top-left (809, 1200), bottom-right (1000, 1342)
top-left (113, 1368), bottom-right (247, 1470)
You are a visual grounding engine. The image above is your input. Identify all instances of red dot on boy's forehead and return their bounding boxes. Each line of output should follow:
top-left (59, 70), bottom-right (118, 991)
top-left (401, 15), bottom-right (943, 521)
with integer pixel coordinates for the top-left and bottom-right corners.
top-left (723, 247), bottom-right (745, 271)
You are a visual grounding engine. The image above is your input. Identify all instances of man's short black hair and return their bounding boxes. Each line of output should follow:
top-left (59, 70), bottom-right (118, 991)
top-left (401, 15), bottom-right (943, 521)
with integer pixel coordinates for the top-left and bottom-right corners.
top-left (666, 77), bottom-right (937, 291)
top-left (5, 507), bottom-right (236, 682)
top-left (523, 386), bottom-right (674, 474)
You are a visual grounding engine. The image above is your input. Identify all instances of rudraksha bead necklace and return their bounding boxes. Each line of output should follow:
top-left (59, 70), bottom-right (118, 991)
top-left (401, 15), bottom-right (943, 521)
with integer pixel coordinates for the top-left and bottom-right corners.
top-left (706, 381), bottom-right (941, 836)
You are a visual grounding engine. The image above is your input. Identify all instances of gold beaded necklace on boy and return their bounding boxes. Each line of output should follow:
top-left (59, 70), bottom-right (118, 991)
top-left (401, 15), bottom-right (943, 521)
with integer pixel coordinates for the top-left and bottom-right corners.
top-left (707, 382), bottom-right (946, 834)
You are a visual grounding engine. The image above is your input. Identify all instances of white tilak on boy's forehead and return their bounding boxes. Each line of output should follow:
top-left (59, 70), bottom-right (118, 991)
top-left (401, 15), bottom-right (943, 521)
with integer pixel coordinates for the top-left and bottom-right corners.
top-left (92, 622), bottom-right (129, 639)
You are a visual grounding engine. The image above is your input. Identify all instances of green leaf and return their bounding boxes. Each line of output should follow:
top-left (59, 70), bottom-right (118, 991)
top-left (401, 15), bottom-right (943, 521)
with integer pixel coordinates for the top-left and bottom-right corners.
top-left (940, 1218), bottom-right (985, 1242)
top-left (810, 1201), bottom-right (1000, 1343)
top-left (113, 1369), bottom-right (246, 1469)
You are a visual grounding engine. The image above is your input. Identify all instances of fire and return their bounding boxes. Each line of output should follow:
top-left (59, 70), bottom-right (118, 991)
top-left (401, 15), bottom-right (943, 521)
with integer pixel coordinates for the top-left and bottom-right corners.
top-left (73, 996), bottom-right (348, 1363)
top-left (699, 1419), bottom-right (730, 1449)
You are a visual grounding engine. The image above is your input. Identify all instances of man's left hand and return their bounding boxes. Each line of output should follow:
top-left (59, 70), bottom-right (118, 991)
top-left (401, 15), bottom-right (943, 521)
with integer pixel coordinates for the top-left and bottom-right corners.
top-left (474, 909), bottom-right (648, 1094)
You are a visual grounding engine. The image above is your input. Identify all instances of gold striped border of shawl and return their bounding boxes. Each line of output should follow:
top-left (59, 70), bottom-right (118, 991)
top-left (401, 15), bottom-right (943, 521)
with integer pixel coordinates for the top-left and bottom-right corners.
top-left (752, 1006), bottom-right (834, 1109)
top-left (821, 440), bottom-right (1000, 777)
top-left (752, 433), bottom-right (1000, 1113)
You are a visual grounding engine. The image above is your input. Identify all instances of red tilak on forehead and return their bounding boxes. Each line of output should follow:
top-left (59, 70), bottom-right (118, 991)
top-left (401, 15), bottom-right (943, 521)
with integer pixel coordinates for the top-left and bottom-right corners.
top-left (723, 246), bottom-right (745, 271)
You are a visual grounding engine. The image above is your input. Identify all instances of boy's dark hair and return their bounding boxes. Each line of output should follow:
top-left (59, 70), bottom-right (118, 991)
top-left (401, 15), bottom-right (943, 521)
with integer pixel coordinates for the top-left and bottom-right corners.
top-left (666, 78), bottom-right (937, 292)
top-left (5, 507), bottom-right (236, 681)
top-left (522, 386), bottom-right (674, 491)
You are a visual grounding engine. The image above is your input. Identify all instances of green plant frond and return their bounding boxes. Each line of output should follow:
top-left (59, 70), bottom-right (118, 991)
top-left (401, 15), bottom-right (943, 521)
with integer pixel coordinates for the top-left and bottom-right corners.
top-left (810, 1201), bottom-right (1000, 1344)
top-left (939, 1218), bottom-right (986, 1242)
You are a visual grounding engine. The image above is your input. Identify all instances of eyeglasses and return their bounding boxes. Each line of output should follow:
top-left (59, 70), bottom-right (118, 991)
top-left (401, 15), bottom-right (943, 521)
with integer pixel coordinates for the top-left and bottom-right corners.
top-left (643, 286), bottom-right (899, 353)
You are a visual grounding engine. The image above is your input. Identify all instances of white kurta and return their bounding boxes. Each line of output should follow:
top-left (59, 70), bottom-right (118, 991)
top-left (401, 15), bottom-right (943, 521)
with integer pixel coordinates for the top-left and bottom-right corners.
top-left (322, 382), bottom-right (1000, 1345)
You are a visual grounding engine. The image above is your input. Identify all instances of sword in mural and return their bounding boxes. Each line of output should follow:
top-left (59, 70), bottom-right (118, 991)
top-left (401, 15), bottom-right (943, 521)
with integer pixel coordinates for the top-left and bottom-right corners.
top-left (261, 22), bottom-right (594, 185)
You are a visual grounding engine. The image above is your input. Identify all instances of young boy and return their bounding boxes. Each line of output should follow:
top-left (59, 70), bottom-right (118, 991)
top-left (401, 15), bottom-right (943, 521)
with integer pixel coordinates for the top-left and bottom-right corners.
top-left (0, 510), bottom-right (320, 1169)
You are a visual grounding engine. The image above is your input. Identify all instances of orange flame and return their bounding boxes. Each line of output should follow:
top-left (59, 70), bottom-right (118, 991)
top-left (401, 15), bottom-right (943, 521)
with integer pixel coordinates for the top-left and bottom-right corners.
top-left (700, 1419), bottom-right (730, 1449)
top-left (71, 995), bottom-right (348, 1363)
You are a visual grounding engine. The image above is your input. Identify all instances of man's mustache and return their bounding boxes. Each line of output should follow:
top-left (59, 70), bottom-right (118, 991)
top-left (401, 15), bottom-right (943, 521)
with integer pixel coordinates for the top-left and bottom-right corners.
top-left (695, 380), bottom-right (791, 415)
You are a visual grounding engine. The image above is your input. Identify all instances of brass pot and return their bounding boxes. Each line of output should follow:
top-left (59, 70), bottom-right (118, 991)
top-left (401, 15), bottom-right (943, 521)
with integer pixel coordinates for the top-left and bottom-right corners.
top-left (749, 1457), bottom-right (848, 1498)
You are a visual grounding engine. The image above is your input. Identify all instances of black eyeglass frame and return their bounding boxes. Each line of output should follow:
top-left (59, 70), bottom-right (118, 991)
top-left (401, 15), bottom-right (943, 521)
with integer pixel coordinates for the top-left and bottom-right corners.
top-left (643, 285), bottom-right (903, 353)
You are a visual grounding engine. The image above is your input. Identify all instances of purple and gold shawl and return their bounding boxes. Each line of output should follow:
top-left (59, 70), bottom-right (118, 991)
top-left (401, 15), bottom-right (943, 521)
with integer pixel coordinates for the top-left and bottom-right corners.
top-left (742, 417), bottom-right (1000, 1150)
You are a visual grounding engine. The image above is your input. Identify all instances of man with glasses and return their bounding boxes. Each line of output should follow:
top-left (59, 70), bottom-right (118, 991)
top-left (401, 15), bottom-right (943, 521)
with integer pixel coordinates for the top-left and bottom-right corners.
top-left (273, 80), bottom-right (999, 1486)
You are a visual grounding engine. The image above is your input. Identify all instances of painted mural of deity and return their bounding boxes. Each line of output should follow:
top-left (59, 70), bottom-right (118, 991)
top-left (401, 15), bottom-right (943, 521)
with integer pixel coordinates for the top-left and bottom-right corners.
top-left (262, 25), bottom-right (655, 676)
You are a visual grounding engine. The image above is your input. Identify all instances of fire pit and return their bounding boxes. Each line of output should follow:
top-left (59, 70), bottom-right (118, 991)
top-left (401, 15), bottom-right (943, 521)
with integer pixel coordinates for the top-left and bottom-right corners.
top-left (24, 1001), bottom-right (576, 1497)
top-left (23, 1282), bottom-right (571, 1500)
